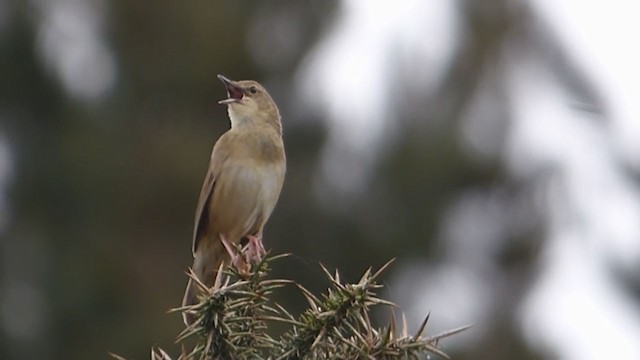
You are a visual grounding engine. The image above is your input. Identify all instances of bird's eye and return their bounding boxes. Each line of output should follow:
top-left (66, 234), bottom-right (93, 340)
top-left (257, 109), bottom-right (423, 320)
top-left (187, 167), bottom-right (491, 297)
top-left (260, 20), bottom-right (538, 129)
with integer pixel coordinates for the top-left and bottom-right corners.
top-left (249, 86), bottom-right (258, 94)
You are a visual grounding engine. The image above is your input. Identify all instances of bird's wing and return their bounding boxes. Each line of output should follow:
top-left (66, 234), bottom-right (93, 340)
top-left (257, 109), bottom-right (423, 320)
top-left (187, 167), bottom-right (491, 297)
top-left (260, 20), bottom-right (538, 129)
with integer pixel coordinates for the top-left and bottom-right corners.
top-left (191, 134), bottom-right (230, 254)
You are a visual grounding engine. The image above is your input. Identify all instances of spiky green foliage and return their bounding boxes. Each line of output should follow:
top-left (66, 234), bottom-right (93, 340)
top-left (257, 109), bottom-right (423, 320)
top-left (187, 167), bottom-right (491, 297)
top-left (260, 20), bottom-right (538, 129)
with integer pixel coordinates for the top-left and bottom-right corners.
top-left (175, 254), bottom-right (292, 359)
top-left (114, 254), bottom-right (469, 360)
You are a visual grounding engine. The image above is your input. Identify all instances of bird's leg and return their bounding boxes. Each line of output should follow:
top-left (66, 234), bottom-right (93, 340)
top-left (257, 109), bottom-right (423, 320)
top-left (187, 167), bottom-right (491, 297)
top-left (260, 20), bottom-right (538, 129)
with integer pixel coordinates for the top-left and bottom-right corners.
top-left (220, 235), bottom-right (248, 274)
top-left (245, 234), bottom-right (266, 263)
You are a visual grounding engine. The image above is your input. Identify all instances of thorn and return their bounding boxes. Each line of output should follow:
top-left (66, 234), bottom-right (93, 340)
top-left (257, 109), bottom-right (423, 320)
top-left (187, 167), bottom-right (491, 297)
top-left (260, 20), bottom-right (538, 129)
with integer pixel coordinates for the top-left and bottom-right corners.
top-left (381, 319), bottom-right (394, 344)
top-left (311, 327), bottom-right (326, 349)
top-left (295, 283), bottom-right (321, 309)
top-left (319, 263), bottom-right (343, 287)
top-left (402, 312), bottom-right (408, 338)
top-left (363, 309), bottom-right (374, 341)
top-left (319, 262), bottom-right (332, 279)
top-left (423, 343), bottom-right (451, 359)
top-left (107, 352), bottom-right (127, 360)
top-left (358, 267), bottom-right (372, 285)
top-left (371, 258), bottom-right (395, 281)
top-left (389, 309), bottom-right (397, 338)
top-left (213, 262), bottom-right (225, 290)
top-left (415, 312), bottom-right (431, 338)
top-left (185, 268), bottom-right (209, 293)
top-left (427, 324), bottom-right (473, 342)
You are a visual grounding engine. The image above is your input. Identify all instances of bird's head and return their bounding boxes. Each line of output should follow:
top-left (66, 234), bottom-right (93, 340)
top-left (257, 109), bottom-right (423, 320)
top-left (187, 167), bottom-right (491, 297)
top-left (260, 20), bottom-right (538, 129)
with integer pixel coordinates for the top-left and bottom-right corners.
top-left (217, 75), bottom-right (281, 131)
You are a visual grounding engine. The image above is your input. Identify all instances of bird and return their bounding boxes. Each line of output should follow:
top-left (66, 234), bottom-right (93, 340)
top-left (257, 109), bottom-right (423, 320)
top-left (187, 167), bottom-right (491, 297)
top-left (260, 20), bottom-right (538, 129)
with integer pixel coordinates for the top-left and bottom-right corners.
top-left (182, 75), bottom-right (286, 325)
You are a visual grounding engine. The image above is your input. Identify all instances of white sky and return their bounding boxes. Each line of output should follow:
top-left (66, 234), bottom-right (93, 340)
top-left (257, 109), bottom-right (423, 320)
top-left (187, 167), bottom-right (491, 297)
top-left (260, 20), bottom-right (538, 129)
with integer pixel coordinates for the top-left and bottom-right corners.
top-left (33, 0), bottom-right (115, 102)
top-left (516, 1), bottom-right (640, 359)
top-left (296, 0), bottom-right (458, 198)
top-left (532, 0), bottom-right (640, 171)
top-left (507, 51), bottom-right (640, 359)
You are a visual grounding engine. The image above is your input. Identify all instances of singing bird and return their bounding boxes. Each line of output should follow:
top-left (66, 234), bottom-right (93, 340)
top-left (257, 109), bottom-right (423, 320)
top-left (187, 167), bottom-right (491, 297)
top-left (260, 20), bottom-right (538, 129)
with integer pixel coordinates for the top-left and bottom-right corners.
top-left (182, 75), bottom-right (286, 325)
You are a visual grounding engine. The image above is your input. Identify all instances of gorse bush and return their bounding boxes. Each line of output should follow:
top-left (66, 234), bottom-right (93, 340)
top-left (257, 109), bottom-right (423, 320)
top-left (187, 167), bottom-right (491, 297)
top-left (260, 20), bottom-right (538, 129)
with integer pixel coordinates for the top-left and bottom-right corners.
top-left (113, 254), bottom-right (469, 360)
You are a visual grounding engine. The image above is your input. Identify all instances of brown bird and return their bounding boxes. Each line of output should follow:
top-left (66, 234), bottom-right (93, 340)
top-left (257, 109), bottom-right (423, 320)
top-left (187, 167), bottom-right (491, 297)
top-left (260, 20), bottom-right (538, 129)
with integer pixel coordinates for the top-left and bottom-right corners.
top-left (182, 75), bottom-right (286, 325)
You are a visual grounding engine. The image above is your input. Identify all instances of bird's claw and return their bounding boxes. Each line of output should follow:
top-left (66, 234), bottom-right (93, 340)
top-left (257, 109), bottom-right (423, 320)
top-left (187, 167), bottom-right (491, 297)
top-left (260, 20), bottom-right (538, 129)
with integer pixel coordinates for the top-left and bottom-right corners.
top-left (221, 235), bottom-right (250, 275)
top-left (245, 234), bottom-right (266, 264)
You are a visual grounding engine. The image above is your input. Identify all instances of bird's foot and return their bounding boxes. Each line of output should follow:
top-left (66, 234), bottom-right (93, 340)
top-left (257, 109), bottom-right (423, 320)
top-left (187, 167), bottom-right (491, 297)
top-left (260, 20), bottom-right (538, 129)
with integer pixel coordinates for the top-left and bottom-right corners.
top-left (220, 235), bottom-right (249, 275)
top-left (245, 234), bottom-right (266, 264)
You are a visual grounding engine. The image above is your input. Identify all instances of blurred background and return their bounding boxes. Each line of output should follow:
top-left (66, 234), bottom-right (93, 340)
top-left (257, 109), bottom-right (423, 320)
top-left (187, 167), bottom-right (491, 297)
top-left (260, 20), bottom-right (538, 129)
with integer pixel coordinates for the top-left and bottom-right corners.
top-left (2, 0), bottom-right (640, 359)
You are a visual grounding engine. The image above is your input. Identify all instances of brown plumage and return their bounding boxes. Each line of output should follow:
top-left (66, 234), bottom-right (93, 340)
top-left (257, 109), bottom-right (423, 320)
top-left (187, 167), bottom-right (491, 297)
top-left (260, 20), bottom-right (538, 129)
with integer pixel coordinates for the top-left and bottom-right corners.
top-left (182, 75), bottom-right (286, 325)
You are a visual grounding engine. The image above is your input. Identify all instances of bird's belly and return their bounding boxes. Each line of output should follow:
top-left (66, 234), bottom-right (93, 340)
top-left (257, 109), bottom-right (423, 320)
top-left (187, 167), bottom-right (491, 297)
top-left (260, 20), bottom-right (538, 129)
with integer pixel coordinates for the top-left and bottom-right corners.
top-left (209, 162), bottom-right (283, 240)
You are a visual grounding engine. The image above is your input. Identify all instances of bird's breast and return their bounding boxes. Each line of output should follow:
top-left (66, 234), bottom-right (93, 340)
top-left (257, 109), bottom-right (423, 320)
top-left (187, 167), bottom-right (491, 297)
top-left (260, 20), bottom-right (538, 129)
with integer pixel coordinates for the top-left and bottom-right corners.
top-left (209, 150), bottom-right (285, 240)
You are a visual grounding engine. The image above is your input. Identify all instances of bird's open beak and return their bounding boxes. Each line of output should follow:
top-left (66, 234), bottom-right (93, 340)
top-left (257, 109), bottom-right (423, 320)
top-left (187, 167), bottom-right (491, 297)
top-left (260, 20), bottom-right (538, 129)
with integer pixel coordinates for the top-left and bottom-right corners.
top-left (218, 75), bottom-right (244, 104)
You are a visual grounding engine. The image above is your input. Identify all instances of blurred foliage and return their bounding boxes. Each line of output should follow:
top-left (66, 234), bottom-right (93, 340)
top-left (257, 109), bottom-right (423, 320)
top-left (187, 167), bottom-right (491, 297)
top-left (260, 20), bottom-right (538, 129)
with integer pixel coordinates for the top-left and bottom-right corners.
top-left (1, 0), bottom-right (545, 359)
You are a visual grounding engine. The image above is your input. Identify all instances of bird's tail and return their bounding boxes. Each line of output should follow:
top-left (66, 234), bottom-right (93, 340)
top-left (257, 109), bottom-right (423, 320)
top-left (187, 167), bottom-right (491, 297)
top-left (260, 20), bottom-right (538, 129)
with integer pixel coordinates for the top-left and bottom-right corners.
top-left (182, 239), bottom-right (227, 326)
